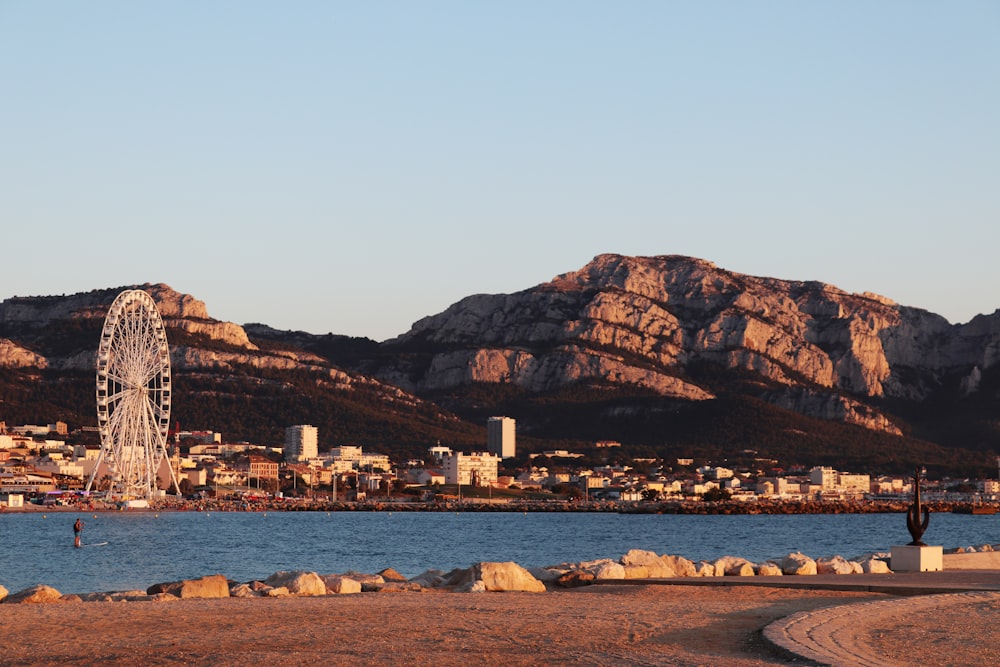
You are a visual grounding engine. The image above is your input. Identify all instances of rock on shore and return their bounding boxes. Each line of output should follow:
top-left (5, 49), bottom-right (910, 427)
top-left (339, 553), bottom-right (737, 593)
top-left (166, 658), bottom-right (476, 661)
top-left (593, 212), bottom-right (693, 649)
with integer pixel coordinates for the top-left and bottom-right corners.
top-left (0, 548), bottom-right (899, 604)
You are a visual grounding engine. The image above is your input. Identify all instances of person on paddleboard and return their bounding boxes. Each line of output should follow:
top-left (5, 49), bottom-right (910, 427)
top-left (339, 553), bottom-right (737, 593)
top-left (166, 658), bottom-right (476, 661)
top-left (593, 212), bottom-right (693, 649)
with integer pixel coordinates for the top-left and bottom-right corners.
top-left (74, 517), bottom-right (84, 547)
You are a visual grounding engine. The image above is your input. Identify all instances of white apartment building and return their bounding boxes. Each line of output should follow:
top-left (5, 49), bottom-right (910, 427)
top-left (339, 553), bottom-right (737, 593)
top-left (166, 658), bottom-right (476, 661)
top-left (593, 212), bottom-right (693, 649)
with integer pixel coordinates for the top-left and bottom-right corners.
top-left (428, 445), bottom-right (452, 460)
top-left (809, 466), bottom-right (838, 490)
top-left (487, 416), bottom-right (516, 459)
top-left (442, 451), bottom-right (500, 487)
top-left (838, 473), bottom-right (871, 493)
top-left (33, 458), bottom-right (85, 480)
top-left (284, 425), bottom-right (318, 462)
top-left (756, 476), bottom-right (791, 496)
top-left (360, 452), bottom-right (391, 472)
top-left (329, 445), bottom-right (362, 462)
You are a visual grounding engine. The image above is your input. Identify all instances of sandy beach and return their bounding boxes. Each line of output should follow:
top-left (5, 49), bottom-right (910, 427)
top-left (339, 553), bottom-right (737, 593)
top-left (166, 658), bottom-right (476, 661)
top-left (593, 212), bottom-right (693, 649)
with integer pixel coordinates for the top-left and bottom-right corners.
top-left (0, 584), bottom-right (886, 666)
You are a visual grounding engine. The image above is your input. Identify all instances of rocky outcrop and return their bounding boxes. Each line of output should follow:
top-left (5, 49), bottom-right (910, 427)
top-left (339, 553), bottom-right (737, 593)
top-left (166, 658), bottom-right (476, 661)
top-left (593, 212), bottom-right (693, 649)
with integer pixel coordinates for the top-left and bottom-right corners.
top-left (0, 339), bottom-right (47, 369)
top-left (379, 254), bottom-right (1000, 435)
top-left (0, 284), bottom-right (208, 323)
top-left (5, 257), bottom-right (1000, 445)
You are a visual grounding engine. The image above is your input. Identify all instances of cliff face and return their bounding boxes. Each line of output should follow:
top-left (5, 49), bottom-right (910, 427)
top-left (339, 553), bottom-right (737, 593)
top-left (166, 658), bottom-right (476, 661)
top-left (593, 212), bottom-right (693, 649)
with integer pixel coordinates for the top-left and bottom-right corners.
top-left (378, 254), bottom-right (1000, 435)
top-left (0, 284), bottom-right (424, 412)
top-left (2, 257), bottom-right (998, 447)
top-left (0, 284), bottom-right (256, 352)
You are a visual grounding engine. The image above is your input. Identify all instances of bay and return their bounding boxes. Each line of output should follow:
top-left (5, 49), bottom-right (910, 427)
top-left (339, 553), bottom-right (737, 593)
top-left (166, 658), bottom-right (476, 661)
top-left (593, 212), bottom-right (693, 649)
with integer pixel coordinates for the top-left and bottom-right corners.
top-left (2, 510), bottom-right (998, 595)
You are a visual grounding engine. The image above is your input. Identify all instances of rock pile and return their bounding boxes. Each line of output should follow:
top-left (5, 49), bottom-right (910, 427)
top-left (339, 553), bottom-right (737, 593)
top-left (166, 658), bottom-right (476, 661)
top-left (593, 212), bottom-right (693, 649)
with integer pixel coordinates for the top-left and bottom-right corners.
top-left (0, 549), bottom-right (893, 604)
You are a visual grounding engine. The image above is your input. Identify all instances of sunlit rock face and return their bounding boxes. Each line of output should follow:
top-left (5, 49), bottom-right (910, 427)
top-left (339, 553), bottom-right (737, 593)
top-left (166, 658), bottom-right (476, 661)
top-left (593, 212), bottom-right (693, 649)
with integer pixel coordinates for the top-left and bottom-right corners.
top-left (0, 283), bottom-right (433, 414)
top-left (2, 258), bottom-right (1000, 438)
top-left (0, 339), bottom-right (47, 369)
top-left (384, 254), bottom-right (1000, 435)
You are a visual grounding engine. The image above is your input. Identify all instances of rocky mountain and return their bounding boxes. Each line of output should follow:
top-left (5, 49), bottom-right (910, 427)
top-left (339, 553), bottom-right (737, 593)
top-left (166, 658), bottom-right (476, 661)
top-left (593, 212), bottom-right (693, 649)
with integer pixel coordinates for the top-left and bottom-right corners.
top-left (366, 254), bottom-right (1000, 438)
top-left (2, 256), bottom-right (999, 475)
top-left (0, 285), bottom-right (479, 459)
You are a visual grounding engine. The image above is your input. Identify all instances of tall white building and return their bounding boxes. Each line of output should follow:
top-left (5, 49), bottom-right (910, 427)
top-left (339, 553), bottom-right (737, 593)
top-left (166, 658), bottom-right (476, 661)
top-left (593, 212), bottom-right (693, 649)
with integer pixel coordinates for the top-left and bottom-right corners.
top-left (285, 425), bottom-right (318, 462)
top-left (487, 416), bottom-right (516, 459)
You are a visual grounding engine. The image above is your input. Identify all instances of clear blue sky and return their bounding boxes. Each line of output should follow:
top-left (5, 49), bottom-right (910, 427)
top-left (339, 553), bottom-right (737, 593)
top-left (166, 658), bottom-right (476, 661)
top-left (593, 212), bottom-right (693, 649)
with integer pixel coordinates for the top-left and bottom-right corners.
top-left (2, 1), bottom-right (997, 341)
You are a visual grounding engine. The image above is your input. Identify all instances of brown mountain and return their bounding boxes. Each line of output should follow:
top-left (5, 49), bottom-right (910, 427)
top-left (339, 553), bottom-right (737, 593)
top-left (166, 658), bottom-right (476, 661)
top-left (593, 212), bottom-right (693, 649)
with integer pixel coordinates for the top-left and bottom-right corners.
top-left (2, 255), bottom-right (999, 475)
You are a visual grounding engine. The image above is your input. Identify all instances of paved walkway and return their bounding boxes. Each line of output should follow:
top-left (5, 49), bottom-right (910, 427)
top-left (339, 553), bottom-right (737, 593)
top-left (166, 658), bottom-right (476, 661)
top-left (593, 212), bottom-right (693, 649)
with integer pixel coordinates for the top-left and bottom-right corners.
top-left (764, 590), bottom-right (1000, 666)
top-left (600, 570), bottom-right (1000, 665)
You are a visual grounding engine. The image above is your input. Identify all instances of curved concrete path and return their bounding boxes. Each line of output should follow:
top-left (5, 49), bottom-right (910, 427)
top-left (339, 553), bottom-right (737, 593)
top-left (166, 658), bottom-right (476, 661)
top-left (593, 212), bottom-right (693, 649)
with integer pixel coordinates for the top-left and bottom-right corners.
top-left (600, 569), bottom-right (1000, 665)
top-left (764, 590), bottom-right (1000, 666)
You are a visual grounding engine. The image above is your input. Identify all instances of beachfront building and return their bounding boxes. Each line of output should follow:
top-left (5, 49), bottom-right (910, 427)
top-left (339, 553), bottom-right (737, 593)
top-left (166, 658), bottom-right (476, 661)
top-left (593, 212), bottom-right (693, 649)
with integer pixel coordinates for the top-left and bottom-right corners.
top-left (242, 455), bottom-right (279, 481)
top-left (810, 466), bottom-right (838, 490)
top-left (284, 425), bottom-right (318, 462)
top-left (0, 470), bottom-right (56, 493)
top-left (487, 416), bottom-right (516, 459)
top-left (32, 456), bottom-right (85, 481)
top-left (442, 451), bottom-right (501, 487)
top-left (838, 473), bottom-right (871, 494)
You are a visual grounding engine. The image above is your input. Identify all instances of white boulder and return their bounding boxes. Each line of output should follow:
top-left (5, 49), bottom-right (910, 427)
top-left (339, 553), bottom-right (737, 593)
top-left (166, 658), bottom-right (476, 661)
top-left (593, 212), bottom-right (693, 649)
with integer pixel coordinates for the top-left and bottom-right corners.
top-left (756, 562), bottom-right (783, 576)
top-left (450, 562), bottom-right (546, 593)
top-left (781, 552), bottom-right (817, 576)
top-left (715, 556), bottom-right (755, 577)
top-left (694, 561), bottom-right (719, 577)
top-left (817, 555), bottom-right (856, 575)
top-left (321, 575), bottom-right (362, 595)
top-left (264, 571), bottom-right (327, 596)
top-left (859, 556), bottom-right (892, 574)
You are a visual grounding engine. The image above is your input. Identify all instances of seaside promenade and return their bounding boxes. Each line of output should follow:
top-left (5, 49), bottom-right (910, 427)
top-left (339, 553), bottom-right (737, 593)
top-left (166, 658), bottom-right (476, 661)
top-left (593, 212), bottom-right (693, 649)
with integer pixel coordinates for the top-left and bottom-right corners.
top-left (605, 569), bottom-right (1000, 665)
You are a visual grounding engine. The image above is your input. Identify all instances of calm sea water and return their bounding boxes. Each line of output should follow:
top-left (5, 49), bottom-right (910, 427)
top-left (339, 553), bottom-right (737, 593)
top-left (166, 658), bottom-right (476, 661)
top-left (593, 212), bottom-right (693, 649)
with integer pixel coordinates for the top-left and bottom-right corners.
top-left (2, 510), bottom-right (998, 594)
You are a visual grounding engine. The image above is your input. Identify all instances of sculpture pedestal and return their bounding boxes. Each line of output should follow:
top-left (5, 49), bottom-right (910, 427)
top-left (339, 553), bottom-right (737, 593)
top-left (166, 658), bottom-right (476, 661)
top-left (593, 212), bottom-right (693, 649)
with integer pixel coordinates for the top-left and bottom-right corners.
top-left (890, 545), bottom-right (943, 572)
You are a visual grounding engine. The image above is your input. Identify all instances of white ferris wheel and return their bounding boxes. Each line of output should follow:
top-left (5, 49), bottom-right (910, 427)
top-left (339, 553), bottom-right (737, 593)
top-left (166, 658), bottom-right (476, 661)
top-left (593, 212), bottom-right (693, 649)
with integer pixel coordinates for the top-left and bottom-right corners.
top-left (86, 289), bottom-right (180, 501)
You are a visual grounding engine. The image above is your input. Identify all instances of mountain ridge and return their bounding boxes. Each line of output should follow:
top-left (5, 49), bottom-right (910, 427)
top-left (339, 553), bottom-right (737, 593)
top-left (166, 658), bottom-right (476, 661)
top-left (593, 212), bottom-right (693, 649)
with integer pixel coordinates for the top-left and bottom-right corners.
top-left (1, 257), bottom-right (998, 475)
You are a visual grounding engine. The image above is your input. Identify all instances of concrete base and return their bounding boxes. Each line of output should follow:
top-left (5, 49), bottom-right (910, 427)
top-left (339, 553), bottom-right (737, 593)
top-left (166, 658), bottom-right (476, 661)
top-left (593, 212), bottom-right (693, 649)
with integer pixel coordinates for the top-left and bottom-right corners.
top-left (891, 545), bottom-right (943, 572)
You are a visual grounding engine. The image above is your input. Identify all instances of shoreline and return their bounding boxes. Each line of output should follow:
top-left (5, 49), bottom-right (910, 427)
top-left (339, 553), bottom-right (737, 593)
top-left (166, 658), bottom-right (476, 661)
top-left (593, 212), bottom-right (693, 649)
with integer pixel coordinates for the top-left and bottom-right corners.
top-left (4, 581), bottom-right (1000, 666)
top-left (3, 496), bottom-right (983, 515)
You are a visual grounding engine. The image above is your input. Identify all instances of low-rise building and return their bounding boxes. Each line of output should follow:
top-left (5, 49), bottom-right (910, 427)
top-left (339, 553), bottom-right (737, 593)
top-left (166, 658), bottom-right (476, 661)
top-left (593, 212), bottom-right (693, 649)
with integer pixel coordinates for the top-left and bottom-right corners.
top-left (442, 451), bottom-right (500, 487)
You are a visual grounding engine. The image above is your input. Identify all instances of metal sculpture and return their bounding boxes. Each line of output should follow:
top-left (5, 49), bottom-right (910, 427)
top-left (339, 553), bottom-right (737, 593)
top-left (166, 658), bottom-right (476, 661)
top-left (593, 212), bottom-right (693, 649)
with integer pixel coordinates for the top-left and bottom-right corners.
top-left (905, 467), bottom-right (930, 546)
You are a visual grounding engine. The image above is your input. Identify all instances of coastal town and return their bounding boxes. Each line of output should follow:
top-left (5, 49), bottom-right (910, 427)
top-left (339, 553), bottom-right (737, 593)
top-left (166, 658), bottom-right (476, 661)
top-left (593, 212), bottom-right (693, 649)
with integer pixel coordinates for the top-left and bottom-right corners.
top-left (2, 415), bottom-right (998, 513)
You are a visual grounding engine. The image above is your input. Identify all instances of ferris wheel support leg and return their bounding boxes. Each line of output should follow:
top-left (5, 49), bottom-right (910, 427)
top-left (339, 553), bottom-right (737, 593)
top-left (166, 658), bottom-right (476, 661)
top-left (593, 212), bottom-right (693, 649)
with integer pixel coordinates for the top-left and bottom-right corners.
top-left (165, 452), bottom-right (183, 497)
top-left (84, 447), bottom-right (108, 494)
